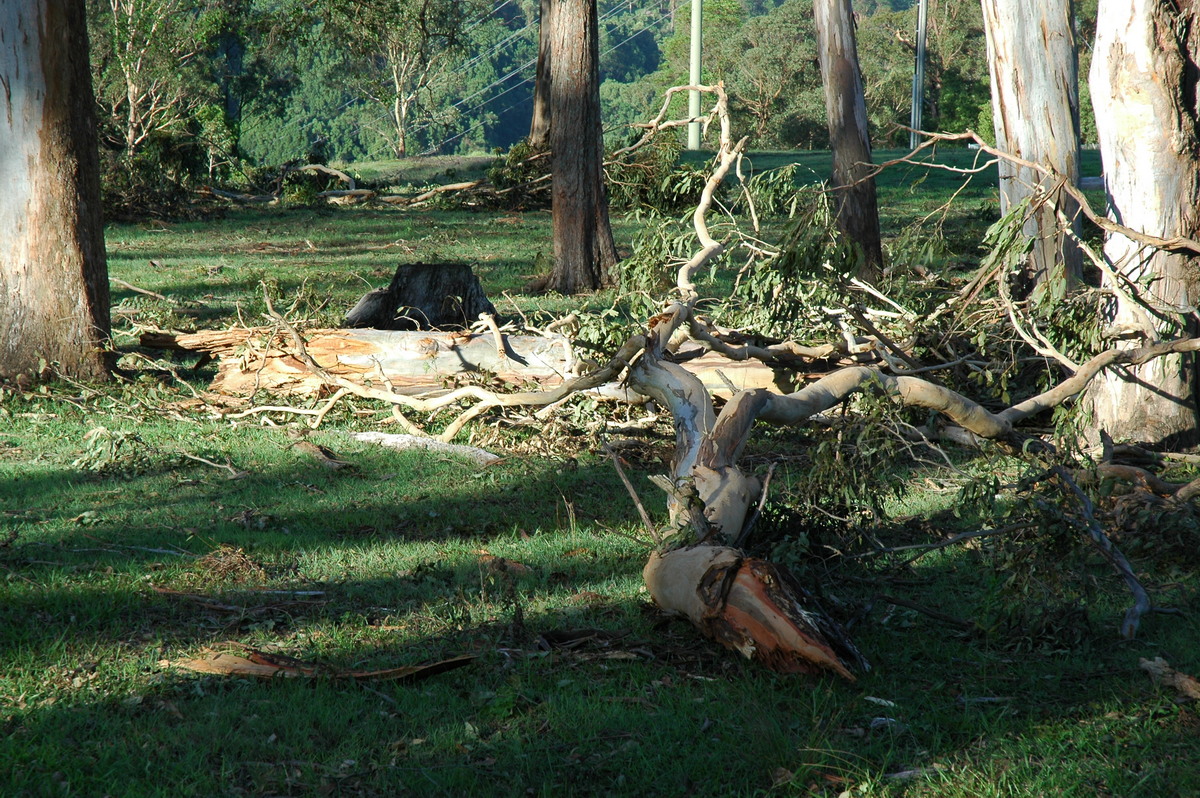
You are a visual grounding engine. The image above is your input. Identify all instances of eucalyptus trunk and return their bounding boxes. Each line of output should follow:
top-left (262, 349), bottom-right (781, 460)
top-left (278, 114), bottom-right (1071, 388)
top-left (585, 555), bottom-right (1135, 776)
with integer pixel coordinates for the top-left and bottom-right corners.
top-left (0, 0), bottom-right (110, 381)
top-left (529, 0), bottom-right (552, 151)
top-left (981, 0), bottom-right (1083, 297)
top-left (813, 0), bottom-right (883, 277)
top-left (1084, 0), bottom-right (1200, 447)
top-left (547, 0), bottom-right (616, 293)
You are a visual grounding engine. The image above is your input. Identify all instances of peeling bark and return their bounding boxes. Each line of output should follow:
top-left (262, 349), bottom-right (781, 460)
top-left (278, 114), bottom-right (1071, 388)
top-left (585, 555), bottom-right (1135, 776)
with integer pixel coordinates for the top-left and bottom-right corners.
top-left (0, 0), bottom-right (110, 381)
top-left (981, 0), bottom-right (1083, 294)
top-left (1084, 0), bottom-right (1200, 447)
top-left (813, 0), bottom-right (883, 276)
top-left (643, 547), bottom-right (862, 678)
top-left (141, 328), bottom-right (804, 400)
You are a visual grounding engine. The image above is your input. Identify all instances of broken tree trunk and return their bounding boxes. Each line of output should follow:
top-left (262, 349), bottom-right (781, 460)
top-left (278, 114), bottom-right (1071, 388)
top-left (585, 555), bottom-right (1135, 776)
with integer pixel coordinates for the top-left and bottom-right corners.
top-left (344, 262), bottom-right (497, 330)
top-left (141, 327), bottom-right (808, 399)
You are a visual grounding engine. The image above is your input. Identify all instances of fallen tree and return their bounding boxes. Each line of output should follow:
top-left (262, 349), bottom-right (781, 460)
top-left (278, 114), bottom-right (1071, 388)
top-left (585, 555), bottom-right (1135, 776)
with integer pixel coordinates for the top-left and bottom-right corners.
top-left (150, 84), bottom-right (1199, 677)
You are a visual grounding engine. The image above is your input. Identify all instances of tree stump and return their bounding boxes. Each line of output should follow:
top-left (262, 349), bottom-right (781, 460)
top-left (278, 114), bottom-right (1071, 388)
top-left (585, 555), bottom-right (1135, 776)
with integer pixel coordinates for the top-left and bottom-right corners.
top-left (343, 262), bottom-right (497, 330)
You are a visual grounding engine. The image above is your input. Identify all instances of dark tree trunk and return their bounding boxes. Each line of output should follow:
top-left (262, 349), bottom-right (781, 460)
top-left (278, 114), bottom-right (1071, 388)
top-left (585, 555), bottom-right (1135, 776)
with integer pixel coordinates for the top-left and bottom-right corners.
top-left (0, 0), bottom-right (110, 382)
top-left (1084, 0), bottom-right (1200, 447)
top-left (981, 0), bottom-right (1083, 297)
top-left (813, 0), bottom-right (883, 277)
top-left (529, 0), bottom-right (552, 151)
top-left (547, 0), bottom-right (617, 294)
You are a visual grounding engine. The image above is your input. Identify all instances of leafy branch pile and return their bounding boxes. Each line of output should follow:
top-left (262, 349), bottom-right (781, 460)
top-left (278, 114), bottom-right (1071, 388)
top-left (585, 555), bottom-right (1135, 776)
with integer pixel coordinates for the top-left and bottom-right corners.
top-left (133, 84), bottom-right (1200, 677)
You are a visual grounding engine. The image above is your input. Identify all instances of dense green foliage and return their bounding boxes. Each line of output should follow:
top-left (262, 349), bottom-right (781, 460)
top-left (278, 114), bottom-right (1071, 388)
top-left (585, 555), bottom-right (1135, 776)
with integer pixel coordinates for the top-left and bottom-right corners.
top-left (85, 0), bottom-right (1096, 184)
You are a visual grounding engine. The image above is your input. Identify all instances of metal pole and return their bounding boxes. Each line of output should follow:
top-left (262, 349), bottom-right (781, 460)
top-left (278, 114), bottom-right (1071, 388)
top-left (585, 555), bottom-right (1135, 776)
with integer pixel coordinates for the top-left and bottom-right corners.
top-left (687, 0), bottom-right (702, 150)
top-left (909, 0), bottom-right (927, 150)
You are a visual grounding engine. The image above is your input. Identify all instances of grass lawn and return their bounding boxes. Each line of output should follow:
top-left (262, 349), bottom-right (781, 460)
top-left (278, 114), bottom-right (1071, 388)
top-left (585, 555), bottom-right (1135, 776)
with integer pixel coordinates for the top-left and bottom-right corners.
top-left (3, 149), bottom-right (1198, 797)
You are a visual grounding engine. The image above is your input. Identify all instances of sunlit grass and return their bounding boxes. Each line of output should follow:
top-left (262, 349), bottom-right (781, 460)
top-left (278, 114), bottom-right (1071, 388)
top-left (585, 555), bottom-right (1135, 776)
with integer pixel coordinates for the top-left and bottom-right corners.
top-left (1, 150), bottom-right (1197, 796)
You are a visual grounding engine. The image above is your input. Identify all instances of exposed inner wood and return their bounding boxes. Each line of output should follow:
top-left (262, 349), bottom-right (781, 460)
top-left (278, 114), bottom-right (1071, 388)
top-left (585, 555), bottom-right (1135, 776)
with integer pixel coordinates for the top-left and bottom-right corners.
top-left (141, 327), bottom-right (815, 400)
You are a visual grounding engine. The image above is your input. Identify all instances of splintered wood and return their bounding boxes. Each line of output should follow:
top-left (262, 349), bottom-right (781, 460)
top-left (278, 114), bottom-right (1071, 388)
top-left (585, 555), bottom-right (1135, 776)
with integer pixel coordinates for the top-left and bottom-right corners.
top-left (643, 546), bottom-right (865, 679)
top-left (142, 327), bottom-right (807, 400)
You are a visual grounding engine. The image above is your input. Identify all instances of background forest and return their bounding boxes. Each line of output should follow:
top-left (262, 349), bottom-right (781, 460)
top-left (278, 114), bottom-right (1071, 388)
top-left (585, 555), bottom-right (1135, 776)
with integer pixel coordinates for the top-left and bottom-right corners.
top-left (86, 0), bottom-right (1100, 189)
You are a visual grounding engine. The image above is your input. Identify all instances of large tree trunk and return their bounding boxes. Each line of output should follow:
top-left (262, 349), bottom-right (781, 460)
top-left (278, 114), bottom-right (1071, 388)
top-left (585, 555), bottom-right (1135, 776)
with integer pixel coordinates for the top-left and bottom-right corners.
top-left (547, 0), bottom-right (617, 293)
top-left (0, 0), bottom-right (110, 382)
top-left (1084, 0), bottom-right (1200, 447)
top-left (529, 0), bottom-right (552, 151)
top-left (142, 328), bottom-right (802, 400)
top-left (981, 0), bottom-right (1083, 297)
top-left (813, 0), bottom-right (883, 277)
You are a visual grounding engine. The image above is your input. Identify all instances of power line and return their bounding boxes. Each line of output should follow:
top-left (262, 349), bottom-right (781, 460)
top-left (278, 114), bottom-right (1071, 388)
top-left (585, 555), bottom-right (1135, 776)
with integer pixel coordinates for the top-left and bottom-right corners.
top-left (422, 18), bottom-right (663, 155)
top-left (416, 1), bottom-right (635, 135)
top-left (465, 0), bottom-right (518, 31)
top-left (455, 19), bottom-right (539, 79)
top-left (286, 0), bottom-right (524, 143)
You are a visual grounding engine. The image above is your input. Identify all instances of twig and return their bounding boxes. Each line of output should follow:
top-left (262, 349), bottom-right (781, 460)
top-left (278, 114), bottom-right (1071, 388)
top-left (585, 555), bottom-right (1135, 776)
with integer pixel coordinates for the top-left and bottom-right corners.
top-left (179, 452), bottom-right (245, 479)
top-left (389, 405), bottom-right (426, 436)
top-left (734, 461), bottom-right (776, 548)
top-left (112, 278), bottom-right (175, 304)
top-left (308, 388), bottom-right (349, 429)
top-left (880, 524), bottom-right (1031, 569)
top-left (874, 594), bottom-right (977, 631)
top-left (845, 305), bottom-right (921, 371)
top-left (1051, 465), bottom-right (1152, 638)
top-left (603, 443), bottom-right (659, 542)
top-left (996, 267), bottom-right (1081, 371)
top-left (894, 129), bottom-right (1200, 256)
top-left (478, 313), bottom-right (508, 361)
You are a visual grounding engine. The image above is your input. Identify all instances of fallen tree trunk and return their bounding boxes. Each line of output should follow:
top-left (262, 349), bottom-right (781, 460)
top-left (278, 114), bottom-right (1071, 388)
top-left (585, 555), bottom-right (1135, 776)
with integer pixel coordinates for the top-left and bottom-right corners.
top-left (141, 327), bottom-right (812, 399)
top-left (163, 83), bottom-right (1192, 677)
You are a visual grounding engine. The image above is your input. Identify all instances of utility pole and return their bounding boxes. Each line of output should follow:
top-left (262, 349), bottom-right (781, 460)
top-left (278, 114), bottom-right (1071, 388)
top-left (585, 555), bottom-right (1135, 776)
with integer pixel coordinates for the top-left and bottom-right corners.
top-left (909, 0), bottom-right (927, 149)
top-left (687, 0), bottom-right (702, 149)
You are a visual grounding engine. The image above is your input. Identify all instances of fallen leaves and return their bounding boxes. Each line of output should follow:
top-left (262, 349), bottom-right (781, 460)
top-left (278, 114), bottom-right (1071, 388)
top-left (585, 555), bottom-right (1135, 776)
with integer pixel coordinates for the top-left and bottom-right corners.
top-left (291, 440), bottom-right (354, 470)
top-left (1140, 657), bottom-right (1200, 701)
top-left (478, 553), bottom-right (531, 576)
top-left (190, 544), bottom-right (266, 584)
top-left (161, 646), bottom-right (475, 683)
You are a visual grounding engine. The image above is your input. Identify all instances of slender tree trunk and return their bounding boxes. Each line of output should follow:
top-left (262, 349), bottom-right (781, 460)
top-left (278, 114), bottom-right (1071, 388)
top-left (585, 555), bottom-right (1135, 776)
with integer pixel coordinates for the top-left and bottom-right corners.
top-left (1084, 0), bottom-right (1200, 447)
top-left (547, 0), bottom-right (615, 293)
top-left (0, 0), bottom-right (110, 382)
top-left (981, 0), bottom-right (1083, 298)
top-left (813, 0), bottom-right (883, 277)
top-left (529, 0), bottom-right (552, 150)
top-left (390, 54), bottom-right (409, 158)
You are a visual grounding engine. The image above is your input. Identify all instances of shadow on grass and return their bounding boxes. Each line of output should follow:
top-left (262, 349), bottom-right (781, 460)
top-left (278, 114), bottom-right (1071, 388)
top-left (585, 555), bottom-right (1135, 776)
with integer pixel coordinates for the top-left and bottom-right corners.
top-left (3, 408), bottom-right (1199, 795)
top-left (4, 553), bottom-right (1199, 796)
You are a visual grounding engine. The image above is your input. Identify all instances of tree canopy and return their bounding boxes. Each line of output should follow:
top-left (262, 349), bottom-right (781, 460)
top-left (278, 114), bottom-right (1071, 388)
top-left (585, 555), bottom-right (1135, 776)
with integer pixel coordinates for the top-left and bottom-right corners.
top-left (85, 0), bottom-right (1103, 178)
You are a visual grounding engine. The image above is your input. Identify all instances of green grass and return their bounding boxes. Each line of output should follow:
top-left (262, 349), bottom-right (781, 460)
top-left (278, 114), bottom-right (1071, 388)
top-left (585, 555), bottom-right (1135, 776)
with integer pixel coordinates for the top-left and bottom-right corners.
top-left (3, 149), bottom-right (1199, 797)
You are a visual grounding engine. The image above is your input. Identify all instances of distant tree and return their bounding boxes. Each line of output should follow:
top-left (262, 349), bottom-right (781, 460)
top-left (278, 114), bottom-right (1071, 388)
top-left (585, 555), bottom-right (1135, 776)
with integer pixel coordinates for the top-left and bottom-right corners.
top-left (981, 0), bottom-right (1082, 297)
top-left (326, 0), bottom-right (487, 158)
top-left (1084, 0), bottom-right (1200, 446)
top-left (813, 0), bottom-right (883, 275)
top-left (546, 0), bottom-right (618, 293)
top-left (238, 33), bottom-right (380, 165)
top-left (88, 0), bottom-right (232, 158)
top-left (1, 0), bottom-right (110, 381)
top-left (852, 5), bottom-right (919, 147)
top-left (715, 0), bottom-right (822, 144)
top-left (923, 0), bottom-right (989, 135)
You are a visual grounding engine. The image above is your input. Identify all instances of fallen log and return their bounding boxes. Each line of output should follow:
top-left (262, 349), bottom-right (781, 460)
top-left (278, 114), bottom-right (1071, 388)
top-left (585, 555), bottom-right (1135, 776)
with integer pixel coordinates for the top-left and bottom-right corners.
top-left (140, 327), bottom-right (809, 399)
